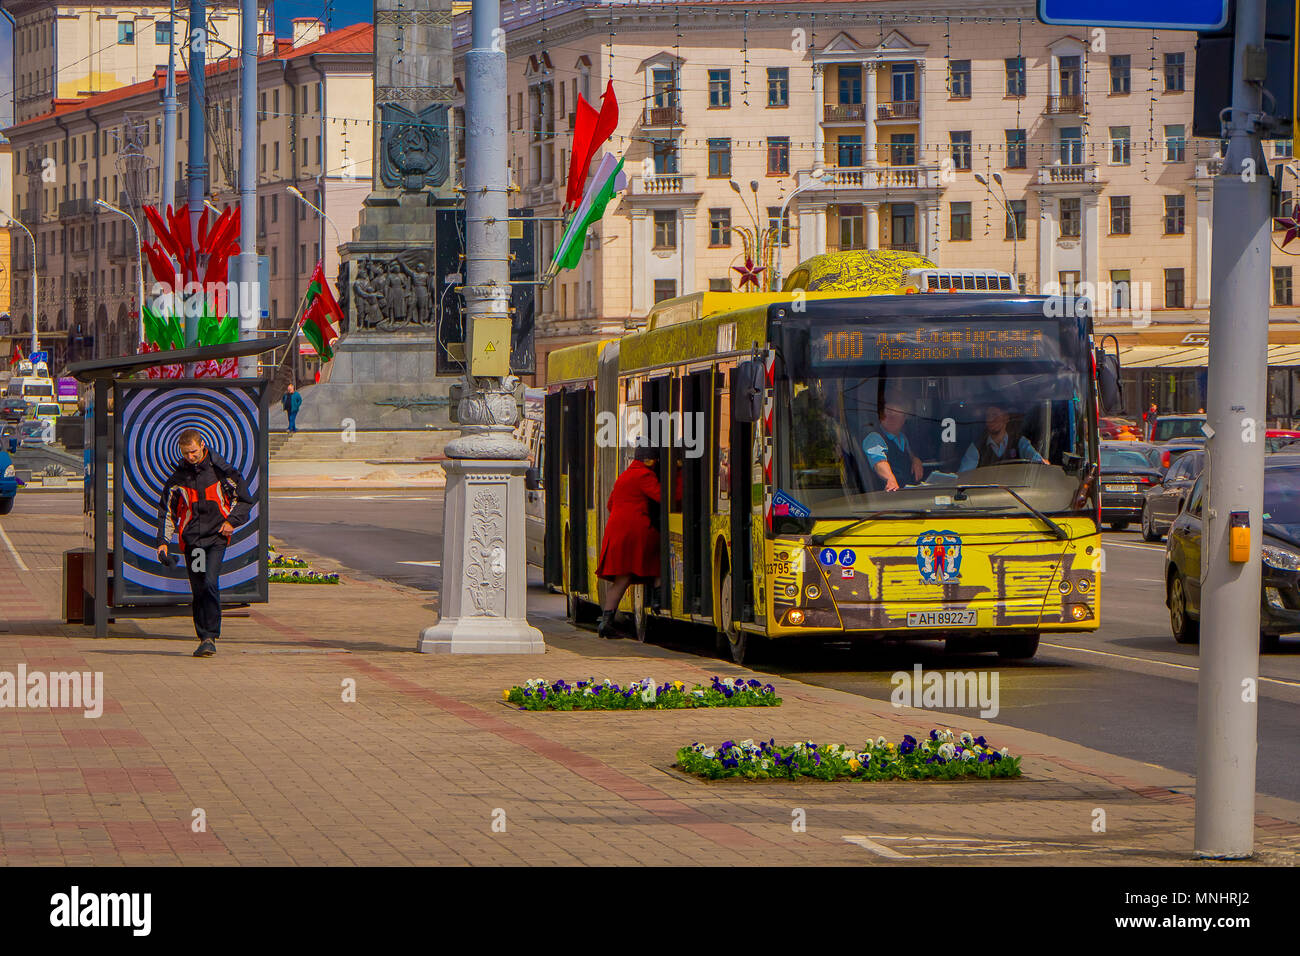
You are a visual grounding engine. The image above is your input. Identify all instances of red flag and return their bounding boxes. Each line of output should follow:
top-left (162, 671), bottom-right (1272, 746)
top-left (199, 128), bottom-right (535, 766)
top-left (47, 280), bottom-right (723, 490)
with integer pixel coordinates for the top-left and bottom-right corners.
top-left (564, 81), bottom-right (619, 210)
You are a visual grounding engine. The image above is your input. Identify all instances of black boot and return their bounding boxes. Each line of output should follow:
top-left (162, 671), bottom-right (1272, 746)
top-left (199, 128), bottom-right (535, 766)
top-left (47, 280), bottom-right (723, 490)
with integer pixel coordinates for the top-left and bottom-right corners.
top-left (597, 610), bottom-right (616, 638)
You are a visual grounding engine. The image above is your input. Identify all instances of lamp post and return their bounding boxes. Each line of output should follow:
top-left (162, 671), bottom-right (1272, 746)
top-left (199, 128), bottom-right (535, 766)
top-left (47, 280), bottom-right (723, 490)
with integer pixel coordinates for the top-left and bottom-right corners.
top-left (774, 166), bottom-right (825, 290)
top-left (3, 209), bottom-right (39, 356)
top-left (96, 199), bottom-right (145, 347)
top-left (287, 184), bottom-right (342, 255)
top-left (975, 172), bottom-right (1019, 281)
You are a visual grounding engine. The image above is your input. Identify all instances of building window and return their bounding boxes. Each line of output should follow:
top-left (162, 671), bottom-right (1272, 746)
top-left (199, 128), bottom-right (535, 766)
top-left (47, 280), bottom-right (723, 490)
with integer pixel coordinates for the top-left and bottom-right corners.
top-left (651, 68), bottom-right (678, 109)
top-left (839, 204), bottom-right (864, 250)
top-left (1164, 52), bottom-right (1186, 91)
top-left (1060, 197), bottom-right (1082, 238)
top-left (950, 131), bottom-right (972, 171)
top-left (767, 136), bottom-right (790, 174)
top-left (1110, 126), bottom-right (1131, 164)
top-left (708, 70), bottom-right (731, 108)
top-left (709, 278), bottom-right (731, 292)
top-left (1276, 140), bottom-right (1294, 157)
top-left (709, 208), bottom-right (731, 247)
top-left (837, 135), bottom-right (863, 168)
top-left (768, 67), bottom-right (789, 107)
top-left (1282, 190), bottom-right (1295, 219)
top-left (1164, 194), bottom-right (1186, 234)
top-left (1006, 199), bottom-right (1027, 240)
top-left (950, 201), bottom-right (972, 241)
top-left (766, 206), bottom-right (791, 246)
top-left (838, 65), bottom-right (862, 105)
top-left (156, 22), bottom-right (172, 45)
top-left (1275, 266), bottom-right (1294, 306)
top-left (1060, 127), bottom-right (1083, 165)
top-left (1059, 271), bottom-right (1081, 296)
top-left (1165, 268), bottom-right (1185, 308)
top-left (1005, 57), bottom-right (1026, 96)
top-left (1110, 55), bottom-right (1130, 94)
top-left (889, 134), bottom-right (916, 167)
top-left (891, 63), bottom-right (916, 103)
top-left (1110, 195), bottom-right (1131, 234)
top-left (654, 279), bottom-right (678, 303)
top-left (1165, 124), bottom-right (1186, 162)
top-left (1110, 270), bottom-right (1132, 310)
top-left (653, 210), bottom-right (677, 250)
top-left (1005, 129), bottom-right (1026, 168)
top-left (652, 138), bottom-right (679, 174)
top-left (949, 60), bottom-right (971, 98)
top-left (1059, 55), bottom-right (1082, 95)
top-left (707, 138), bottom-right (731, 178)
top-left (118, 21), bottom-right (134, 44)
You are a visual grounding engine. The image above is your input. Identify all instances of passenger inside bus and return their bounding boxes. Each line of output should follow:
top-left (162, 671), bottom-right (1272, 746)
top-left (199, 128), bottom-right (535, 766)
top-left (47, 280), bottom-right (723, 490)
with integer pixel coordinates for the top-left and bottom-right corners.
top-left (957, 403), bottom-right (1045, 473)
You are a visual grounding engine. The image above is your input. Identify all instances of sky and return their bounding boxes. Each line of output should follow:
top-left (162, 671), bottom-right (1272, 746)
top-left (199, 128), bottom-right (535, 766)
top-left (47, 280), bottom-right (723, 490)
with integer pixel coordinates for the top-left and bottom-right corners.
top-left (274, 0), bottom-right (374, 33)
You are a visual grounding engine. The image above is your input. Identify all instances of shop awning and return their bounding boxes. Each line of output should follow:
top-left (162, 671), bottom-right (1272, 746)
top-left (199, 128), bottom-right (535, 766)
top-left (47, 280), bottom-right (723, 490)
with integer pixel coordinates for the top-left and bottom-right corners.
top-left (1119, 344), bottom-right (1300, 369)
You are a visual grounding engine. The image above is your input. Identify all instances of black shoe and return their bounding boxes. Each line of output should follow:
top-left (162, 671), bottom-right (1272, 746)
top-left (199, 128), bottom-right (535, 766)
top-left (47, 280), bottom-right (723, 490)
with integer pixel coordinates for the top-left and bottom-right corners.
top-left (194, 638), bottom-right (216, 657)
top-left (596, 610), bottom-right (617, 639)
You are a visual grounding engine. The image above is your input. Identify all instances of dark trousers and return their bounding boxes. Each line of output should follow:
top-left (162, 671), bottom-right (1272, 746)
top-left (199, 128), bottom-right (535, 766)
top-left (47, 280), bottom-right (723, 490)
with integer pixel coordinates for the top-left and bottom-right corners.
top-left (184, 540), bottom-right (226, 640)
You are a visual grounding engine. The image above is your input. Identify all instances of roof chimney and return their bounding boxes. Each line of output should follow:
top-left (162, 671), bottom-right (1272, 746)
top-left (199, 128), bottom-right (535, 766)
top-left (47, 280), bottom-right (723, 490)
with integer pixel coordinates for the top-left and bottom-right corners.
top-left (292, 17), bottom-right (325, 48)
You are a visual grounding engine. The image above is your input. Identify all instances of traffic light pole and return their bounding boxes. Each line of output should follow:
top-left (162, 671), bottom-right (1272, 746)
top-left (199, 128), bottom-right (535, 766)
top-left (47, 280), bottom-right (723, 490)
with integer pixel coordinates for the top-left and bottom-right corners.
top-left (1196, 0), bottom-right (1268, 858)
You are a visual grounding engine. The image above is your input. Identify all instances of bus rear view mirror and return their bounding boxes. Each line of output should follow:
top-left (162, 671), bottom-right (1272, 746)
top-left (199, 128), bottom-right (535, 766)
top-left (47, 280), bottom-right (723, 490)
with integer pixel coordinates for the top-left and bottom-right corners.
top-left (1097, 351), bottom-right (1122, 415)
top-left (734, 360), bottom-right (764, 423)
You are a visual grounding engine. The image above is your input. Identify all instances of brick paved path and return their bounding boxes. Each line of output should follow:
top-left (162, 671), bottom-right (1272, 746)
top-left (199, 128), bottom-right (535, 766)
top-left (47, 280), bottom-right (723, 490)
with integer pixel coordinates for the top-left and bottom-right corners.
top-left (1, 504), bottom-right (1298, 865)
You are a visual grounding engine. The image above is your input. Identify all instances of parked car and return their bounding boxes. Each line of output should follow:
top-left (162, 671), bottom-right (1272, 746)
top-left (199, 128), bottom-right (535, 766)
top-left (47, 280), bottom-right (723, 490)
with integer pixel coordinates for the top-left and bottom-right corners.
top-left (0, 447), bottom-right (16, 515)
top-left (1100, 442), bottom-right (1167, 531)
top-left (32, 402), bottom-right (61, 424)
top-left (1101, 417), bottom-right (1141, 441)
top-left (1141, 449), bottom-right (1206, 541)
top-left (1150, 413), bottom-right (1207, 444)
top-left (1, 397), bottom-right (28, 424)
top-left (1165, 453), bottom-right (1300, 650)
top-left (1266, 429), bottom-right (1300, 453)
top-left (17, 419), bottom-right (54, 448)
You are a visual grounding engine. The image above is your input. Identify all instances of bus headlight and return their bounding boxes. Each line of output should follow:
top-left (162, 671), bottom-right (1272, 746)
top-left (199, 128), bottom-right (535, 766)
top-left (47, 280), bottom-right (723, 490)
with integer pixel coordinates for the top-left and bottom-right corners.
top-left (1262, 545), bottom-right (1300, 571)
top-left (1057, 579), bottom-right (1073, 595)
top-left (784, 583), bottom-right (798, 598)
top-left (1075, 577), bottom-right (1092, 594)
top-left (787, 609), bottom-right (806, 626)
top-left (805, 584), bottom-right (821, 600)
top-left (1070, 604), bottom-right (1091, 621)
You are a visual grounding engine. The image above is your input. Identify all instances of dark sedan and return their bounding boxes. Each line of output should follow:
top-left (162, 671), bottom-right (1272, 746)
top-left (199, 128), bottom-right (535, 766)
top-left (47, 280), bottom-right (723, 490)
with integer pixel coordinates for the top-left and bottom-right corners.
top-left (1165, 454), bottom-right (1300, 651)
top-left (1100, 442), bottom-right (1166, 531)
top-left (1, 398), bottom-right (27, 424)
top-left (1140, 449), bottom-right (1205, 541)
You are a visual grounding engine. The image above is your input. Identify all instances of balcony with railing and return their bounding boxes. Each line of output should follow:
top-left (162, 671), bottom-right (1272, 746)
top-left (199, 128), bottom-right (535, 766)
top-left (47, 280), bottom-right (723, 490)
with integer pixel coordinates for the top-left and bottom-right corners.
top-left (888, 242), bottom-right (919, 252)
top-left (108, 238), bottom-right (137, 259)
top-left (1035, 163), bottom-right (1100, 185)
top-left (876, 100), bottom-right (919, 121)
top-left (642, 105), bottom-right (683, 128)
top-left (807, 165), bottom-right (944, 192)
top-left (630, 173), bottom-right (696, 196)
top-left (59, 197), bottom-right (96, 219)
top-left (823, 103), bottom-right (867, 123)
top-left (1045, 93), bottom-right (1085, 115)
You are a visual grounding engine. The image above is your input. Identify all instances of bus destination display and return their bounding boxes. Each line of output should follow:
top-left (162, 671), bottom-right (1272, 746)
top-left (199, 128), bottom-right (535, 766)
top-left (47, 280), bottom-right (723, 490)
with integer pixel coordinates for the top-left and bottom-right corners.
top-left (812, 321), bottom-right (1061, 366)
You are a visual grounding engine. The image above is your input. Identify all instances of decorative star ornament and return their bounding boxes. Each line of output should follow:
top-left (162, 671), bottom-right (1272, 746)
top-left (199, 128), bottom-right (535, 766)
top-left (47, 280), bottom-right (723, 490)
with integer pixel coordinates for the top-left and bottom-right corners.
top-left (732, 257), bottom-right (766, 290)
top-left (1275, 216), bottom-right (1300, 249)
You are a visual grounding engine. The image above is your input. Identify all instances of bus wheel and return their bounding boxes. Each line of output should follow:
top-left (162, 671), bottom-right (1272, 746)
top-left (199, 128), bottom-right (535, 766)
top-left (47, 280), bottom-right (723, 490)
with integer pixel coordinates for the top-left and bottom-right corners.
top-left (633, 584), bottom-right (649, 643)
top-left (997, 633), bottom-right (1040, 660)
top-left (714, 571), bottom-right (749, 664)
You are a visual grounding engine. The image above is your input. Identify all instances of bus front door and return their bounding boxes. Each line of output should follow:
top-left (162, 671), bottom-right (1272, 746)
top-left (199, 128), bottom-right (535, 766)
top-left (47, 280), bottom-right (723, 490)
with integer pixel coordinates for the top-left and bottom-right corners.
top-left (646, 376), bottom-right (672, 612)
top-left (682, 369), bottom-right (713, 617)
top-left (729, 368), bottom-right (755, 623)
top-left (543, 391), bottom-right (563, 589)
top-left (562, 388), bottom-right (590, 596)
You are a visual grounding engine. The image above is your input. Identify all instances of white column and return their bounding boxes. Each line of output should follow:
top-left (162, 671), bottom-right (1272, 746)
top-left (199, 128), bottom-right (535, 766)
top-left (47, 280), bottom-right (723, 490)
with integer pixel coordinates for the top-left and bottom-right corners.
top-left (916, 60), bottom-right (925, 165)
top-left (799, 202), bottom-right (827, 260)
top-left (921, 200), bottom-right (939, 258)
top-left (681, 206), bottom-right (697, 293)
top-left (1038, 194), bottom-right (1057, 290)
top-left (1195, 183), bottom-right (1213, 308)
top-left (864, 61), bottom-right (877, 163)
top-left (866, 201), bottom-right (880, 250)
top-left (1082, 193), bottom-right (1101, 290)
top-left (630, 208), bottom-right (649, 315)
top-left (813, 65), bottom-right (825, 167)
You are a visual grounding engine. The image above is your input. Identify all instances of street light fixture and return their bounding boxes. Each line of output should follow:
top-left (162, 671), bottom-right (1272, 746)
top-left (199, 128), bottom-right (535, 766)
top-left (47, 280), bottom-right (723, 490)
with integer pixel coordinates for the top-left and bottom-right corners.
top-left (975, 172), bottom-right (1019, 282)
top-left (287, 184), bottom-right (342, 262)
top-left (96, 198), bottom-right (146, 348)
top-left (1, 206), bottom-right (39, 357)
top-left (774, 166), bottom-right (826, 290)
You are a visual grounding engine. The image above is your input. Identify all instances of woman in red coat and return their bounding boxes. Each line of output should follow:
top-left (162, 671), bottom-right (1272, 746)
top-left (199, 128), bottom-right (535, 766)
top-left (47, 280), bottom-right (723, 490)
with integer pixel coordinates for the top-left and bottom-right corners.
top-left (596, 445), bottom-right (662, 638)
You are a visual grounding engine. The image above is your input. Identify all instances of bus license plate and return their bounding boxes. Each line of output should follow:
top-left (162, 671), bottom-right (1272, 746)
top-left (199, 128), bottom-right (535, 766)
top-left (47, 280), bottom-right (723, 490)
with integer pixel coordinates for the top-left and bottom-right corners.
top-left (907, 610), bottom-right (977, 627)
top-left (1105, 484), bottom-right (1137, 493)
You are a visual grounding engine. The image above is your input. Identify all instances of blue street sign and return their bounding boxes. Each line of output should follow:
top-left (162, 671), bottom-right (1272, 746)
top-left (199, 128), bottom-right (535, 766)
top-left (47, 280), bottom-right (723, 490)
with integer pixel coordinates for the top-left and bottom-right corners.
top-left (1038, 0), bottom-right (1228, 30)
top-left (29, 351), bottom-right (48, 364)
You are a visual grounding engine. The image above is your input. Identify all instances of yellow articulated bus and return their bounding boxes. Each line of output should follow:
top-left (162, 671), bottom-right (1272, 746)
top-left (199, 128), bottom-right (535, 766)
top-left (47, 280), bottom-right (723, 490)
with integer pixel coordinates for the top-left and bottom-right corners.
top-left (542, 250), bottom-right (1121, 664)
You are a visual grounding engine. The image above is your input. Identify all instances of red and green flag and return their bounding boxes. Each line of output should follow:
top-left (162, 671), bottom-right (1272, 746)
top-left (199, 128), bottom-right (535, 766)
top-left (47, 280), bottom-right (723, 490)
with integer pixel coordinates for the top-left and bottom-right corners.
top-left (300, 261), bottom-right (342, 361)
top-left (564, 81), bottom-right (619, 210)
top-left (550, 153), bottom-right (626, 276)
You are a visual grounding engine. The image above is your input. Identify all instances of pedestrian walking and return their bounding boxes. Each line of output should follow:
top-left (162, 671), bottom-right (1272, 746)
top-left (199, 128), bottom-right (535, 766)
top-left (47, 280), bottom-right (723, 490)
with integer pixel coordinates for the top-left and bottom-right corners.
top-left (154, 429), bottom-right (254, 657)
top-left (595, 445), bottom-right (662, 638)
top-left (281, 383), bottom-right (302, 434)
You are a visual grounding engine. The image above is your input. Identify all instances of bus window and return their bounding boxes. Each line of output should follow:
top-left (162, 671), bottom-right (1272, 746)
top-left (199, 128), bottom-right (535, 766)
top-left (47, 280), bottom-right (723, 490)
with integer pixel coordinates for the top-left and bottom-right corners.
top-left (926, 274), bottom-right (939, 290)
top-left (715, 367), bottom-right (732, 510)
top-left (974, 275), bottom-right (988, 290)
top-left (937, 274), bottom-right (951, 290)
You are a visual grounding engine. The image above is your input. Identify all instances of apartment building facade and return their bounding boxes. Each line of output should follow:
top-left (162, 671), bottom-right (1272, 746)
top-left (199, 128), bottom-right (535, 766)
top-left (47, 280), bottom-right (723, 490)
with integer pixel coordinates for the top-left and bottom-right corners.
top-left (459, 0), bottom-right (1300, 403)
top-left (1, 21), bottom-right (373, 371)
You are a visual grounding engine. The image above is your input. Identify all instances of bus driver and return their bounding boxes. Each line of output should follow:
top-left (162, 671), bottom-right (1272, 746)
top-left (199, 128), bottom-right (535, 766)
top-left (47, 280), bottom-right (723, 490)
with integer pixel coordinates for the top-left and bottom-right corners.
top-left (862, 401), bottom-right (925, 492)
top-left (958, 403), bottom-right (1044, 472)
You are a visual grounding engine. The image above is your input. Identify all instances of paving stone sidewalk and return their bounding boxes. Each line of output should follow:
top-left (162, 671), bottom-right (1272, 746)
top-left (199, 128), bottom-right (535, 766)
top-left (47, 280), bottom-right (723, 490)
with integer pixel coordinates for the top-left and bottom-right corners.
top-left (1, 511), bottom-right (1297, 866)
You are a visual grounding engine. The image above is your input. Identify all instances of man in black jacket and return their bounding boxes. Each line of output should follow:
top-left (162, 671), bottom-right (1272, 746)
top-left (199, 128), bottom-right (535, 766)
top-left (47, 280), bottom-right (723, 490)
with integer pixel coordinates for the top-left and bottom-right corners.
top-left (154, 429), bottom-right (254, 657)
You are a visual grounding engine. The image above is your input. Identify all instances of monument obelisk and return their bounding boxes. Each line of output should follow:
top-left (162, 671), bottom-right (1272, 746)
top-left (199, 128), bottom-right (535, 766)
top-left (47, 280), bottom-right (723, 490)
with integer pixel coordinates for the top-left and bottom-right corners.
top-left (275, 0), bottom-right (458, 434)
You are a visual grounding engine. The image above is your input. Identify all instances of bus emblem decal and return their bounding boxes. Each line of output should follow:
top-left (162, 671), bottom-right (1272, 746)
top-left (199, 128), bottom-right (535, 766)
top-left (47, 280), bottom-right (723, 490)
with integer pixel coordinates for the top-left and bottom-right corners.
top-left (917, 531), bottom-right (962, 584)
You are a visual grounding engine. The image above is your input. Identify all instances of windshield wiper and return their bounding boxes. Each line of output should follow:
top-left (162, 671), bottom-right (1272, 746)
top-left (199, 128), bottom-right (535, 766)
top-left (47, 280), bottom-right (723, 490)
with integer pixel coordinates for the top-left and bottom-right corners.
top-left (811, 512), bottom-right (918, 544)
top-left (951, 484), bottom-right (1070, 540)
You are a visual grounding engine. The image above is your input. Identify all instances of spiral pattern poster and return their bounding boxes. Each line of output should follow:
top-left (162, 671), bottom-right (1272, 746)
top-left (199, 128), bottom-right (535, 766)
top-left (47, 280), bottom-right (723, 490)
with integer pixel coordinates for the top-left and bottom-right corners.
top-left (113, 381), bottom-right (269, 605)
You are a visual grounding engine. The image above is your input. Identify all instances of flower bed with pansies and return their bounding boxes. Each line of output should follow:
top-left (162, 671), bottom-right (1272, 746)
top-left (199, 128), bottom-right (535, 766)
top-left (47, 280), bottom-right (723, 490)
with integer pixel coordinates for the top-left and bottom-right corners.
top-left (675, 729), bottom-right (1021, 781)
top-left (268, 568), bottom-right (340, 584)
top-left (504, 676), bottom-right (782, 710)
top-left (269, 553), bottom-right (310, 569)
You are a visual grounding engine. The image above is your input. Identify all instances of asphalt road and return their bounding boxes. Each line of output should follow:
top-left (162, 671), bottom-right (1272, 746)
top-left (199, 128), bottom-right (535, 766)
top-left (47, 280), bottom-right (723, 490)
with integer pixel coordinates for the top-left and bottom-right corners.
top-left (13, 490), bottom-right (1300, 799)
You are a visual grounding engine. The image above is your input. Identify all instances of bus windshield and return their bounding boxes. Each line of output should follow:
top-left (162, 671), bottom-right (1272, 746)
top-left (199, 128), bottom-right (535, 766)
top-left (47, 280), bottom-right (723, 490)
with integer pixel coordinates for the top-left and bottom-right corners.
top-left (775, 317), bottom-right (1095, 525)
